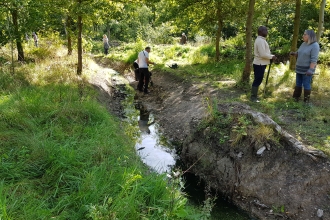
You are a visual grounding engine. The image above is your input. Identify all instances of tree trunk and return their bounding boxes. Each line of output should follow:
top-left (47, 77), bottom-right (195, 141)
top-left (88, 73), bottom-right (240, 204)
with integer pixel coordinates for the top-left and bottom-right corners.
top-left (289, 0), bottom-right (301, 70)
top-left (215, 2), bottom-right (223, 62)
top-left (317, 0), bottom-right (326, 42)
top-left (66, 15), bottom-right (73, 55)
top-left (11, 9), bottom-right (24, 61)
top-left (77, 8), bottom-right (82, 75)
top-left (241, 0), bottom-right (255, 84)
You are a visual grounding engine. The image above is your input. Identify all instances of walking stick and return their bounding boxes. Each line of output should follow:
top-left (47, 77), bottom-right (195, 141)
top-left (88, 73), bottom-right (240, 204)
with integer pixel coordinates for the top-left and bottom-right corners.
top-left (263, 59), bottom-right (273, 96)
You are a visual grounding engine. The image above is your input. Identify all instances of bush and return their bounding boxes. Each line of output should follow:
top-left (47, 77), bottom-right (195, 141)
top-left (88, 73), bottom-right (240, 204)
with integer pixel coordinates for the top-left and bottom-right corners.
top-left (318, 51), bottom-right (330, 65)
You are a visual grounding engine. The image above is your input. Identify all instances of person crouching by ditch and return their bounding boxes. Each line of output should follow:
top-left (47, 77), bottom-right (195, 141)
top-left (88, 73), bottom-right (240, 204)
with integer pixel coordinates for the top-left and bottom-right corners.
top-left (251, 26), bottom-right (276, 102)
top-left (290, 30), bottom-right (319, 103)
top-left (137, 47), bottom-right (156, 94)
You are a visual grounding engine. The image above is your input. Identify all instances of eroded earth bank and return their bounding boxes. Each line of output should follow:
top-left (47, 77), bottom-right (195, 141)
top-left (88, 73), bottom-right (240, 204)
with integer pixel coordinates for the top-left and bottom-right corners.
top-left (90, 61), bottom-right (330, 220)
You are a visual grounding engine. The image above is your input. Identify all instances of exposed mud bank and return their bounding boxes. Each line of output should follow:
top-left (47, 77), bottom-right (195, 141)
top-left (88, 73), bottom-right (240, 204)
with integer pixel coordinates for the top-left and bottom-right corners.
top-left (182, 102), bottom-right (330, 220)
top-left (89, 60), bottom-right (330, 220)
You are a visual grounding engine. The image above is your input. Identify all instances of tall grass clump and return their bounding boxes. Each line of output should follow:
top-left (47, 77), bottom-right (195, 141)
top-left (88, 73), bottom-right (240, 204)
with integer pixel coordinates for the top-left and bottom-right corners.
top-left (189, 44), bottom-right (212, 64)
top-left (0, 44), bottom-right (205, 219)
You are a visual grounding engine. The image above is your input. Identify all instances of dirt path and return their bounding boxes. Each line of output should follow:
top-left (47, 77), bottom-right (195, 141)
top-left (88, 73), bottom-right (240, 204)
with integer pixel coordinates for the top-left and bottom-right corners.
top-left (89, 59), bottom-right (330, 220)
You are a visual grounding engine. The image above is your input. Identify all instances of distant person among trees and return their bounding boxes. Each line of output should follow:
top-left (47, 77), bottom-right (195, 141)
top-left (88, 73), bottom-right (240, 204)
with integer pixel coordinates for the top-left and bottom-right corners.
top-left (32, 32), bottom-right (38, 47)
top-left (290, 30), bottom-right (320, 103)
top-left (137, 47), bottom-right (156, 94)
top-left (180, 33), bottom-right (187, 44)
top-left (25, 34), bottom-right (30, 42)
top-left (103, 34), bottom-right (110, 55)
top-left (251, 26), bottom-right (276, 102)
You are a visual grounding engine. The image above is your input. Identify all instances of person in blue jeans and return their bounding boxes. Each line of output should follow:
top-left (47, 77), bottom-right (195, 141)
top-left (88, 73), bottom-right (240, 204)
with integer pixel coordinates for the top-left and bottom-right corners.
top-left (290, 30), bottom-right (320, 103)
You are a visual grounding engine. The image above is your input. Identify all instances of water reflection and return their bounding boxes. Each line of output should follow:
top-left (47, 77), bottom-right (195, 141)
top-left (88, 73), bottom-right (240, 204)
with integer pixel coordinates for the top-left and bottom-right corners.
top-left (135, 103), bottom-right (176, 173)
top-left (138, 104), bottom-right (155, 135)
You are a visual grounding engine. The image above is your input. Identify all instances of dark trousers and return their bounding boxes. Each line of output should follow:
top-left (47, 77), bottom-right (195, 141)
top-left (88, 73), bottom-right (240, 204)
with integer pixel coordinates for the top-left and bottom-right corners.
top-left (134, 69), bottom-right (140, 81)
top-left (252, 64), bottom-right (267, 87)
top-left (138, 68), bottom-right (150, 92)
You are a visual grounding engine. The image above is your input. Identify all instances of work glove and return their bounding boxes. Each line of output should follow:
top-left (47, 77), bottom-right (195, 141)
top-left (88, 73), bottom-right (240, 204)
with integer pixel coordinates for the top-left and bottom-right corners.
top-left (305, 68), bottom-right (315, 76)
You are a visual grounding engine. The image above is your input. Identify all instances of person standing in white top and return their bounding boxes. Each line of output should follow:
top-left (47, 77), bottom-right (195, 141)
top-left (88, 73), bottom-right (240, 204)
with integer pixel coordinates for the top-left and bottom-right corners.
top-left (251, 26), bottom-right (276, 102)
top-left (137, 47), bottom-right (156, 94)
top-left (103, 34), bottom-right (110, 55)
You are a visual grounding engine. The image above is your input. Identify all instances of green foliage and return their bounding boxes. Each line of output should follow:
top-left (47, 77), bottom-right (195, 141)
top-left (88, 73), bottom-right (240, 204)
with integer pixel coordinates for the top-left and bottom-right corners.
top-left (145, 22), bottom-right (176, 44)
top-left (190, 47), bottom-right (211, 64)
top-left (125, 39), bottom-right (145, 63)
top-left (224, 33), bottom-right (245, 49)
top-left (198, 98), bottom-right (232, 144)
top-left (318, 51), bottom-right (330, 65)
top-left (230, 115), bottom-right (251, 147)
top-left (272, 205), bottom-right (286, 214)
top-left (199, 44), bottom-right (216, 58)
top-left (194, 34), bottom-right (213, 45)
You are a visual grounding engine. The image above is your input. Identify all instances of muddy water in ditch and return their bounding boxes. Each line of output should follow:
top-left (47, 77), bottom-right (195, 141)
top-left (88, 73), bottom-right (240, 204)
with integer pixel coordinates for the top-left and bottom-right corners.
top-left (135, 105), bottom-right (176, 173)
top-left (123, 98), bottom-right (252, 220)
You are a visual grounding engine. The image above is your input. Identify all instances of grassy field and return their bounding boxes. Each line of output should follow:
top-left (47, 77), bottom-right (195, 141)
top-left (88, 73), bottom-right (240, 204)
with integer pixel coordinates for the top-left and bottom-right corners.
top-left (0, 42), bottom-right (207, 219)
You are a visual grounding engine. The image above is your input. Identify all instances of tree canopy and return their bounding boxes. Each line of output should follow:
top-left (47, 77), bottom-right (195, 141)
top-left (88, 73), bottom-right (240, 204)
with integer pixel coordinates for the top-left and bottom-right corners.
top-left (1, 0), bottom-right (328, 77)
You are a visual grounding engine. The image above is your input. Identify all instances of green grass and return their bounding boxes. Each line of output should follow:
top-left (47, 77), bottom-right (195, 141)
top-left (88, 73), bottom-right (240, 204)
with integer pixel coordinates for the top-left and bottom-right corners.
top-left (0, 43), bottom-right (207, 219)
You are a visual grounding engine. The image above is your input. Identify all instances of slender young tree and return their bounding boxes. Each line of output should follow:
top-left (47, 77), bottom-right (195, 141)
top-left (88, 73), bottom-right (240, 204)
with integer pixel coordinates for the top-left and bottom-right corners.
top-left (215, 1), bottom-right (224, 61)
top-left (0, 1), bottom-right (26, 61)
top-left (289, 0), bottom-right (301, 70)
top-left (66, 15), bottom-right (73, 55)
top-left (241, 0), bottom-right (256, 84)
top-left (77, 0), bottom-right (82, 76)
top-left (317, 0), bottom-right (326, 42)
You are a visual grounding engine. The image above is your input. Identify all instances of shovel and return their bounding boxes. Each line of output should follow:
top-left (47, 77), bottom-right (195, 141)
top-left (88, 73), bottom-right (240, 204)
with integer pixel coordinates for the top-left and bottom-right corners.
top-left (263, 60), bottom-right (273, 96)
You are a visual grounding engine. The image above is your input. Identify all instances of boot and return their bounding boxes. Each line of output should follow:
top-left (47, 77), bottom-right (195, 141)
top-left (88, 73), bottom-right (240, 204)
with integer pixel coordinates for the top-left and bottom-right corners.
top-left (304, 89), bottom-right (311, 103)
top-left (292, 86), bottom-right (302, 102)
top-left (250, 86), bottom-right (259, 102)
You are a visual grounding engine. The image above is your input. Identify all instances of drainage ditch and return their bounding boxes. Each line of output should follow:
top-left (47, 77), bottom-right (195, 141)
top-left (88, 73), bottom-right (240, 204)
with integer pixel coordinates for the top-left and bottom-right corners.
top-left (122, 91), bottom-right (252, 220)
